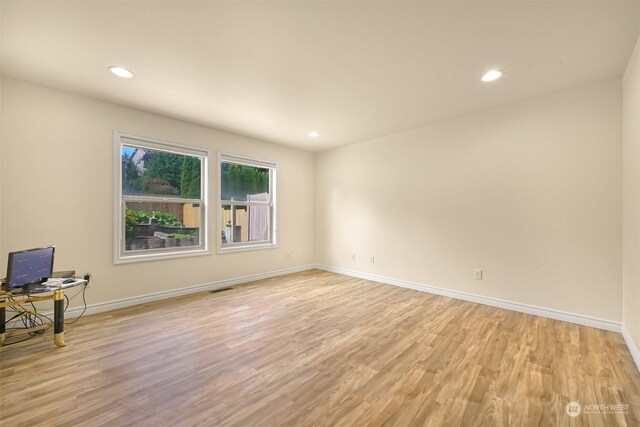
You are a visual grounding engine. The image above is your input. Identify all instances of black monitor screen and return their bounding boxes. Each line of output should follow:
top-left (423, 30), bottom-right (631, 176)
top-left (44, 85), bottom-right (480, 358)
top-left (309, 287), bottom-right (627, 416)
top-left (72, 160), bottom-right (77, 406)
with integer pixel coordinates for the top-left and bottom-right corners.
top-left (5, 246), bottom-right (55, 290)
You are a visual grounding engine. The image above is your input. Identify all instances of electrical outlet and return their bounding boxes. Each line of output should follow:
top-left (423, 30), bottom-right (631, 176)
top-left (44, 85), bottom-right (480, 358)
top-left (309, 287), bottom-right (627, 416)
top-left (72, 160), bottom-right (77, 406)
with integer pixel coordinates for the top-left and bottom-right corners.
top-left (474, 269), bottom-right (483, 280)
top-left (351, 253), bottom-right (356, 261)
top-left (84, 273), bottom-right (92, 287)
top-left (286, 252), bottom-right (291, 259)
top-left (370, 255), bottom-right (375, 263)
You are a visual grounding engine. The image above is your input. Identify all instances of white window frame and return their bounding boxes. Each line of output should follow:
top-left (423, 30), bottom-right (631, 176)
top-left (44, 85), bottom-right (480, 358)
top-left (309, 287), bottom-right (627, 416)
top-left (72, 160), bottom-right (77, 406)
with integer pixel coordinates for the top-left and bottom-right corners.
top-left (218, 152), bottom-right (277, 253)
top-left (113, 131), bottom-right (210, 264)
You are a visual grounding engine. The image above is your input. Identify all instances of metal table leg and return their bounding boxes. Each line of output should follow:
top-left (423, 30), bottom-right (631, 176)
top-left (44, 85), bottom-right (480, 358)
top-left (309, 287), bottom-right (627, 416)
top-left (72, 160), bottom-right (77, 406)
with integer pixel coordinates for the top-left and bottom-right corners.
top-left (53, 289), bottom-right (66, 347)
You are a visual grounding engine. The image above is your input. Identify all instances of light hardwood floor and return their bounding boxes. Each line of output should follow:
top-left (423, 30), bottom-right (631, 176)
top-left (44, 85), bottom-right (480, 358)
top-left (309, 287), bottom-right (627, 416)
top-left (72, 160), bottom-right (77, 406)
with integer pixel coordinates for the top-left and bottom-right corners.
top-left (1, 270), bottom-right (639, 426)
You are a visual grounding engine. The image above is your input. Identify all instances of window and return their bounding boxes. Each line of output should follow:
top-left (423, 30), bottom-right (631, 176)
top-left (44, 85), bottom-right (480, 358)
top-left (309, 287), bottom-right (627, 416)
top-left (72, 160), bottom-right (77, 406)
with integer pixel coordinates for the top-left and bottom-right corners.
top-left (114, 132), bottom-right (209, 263)
top-left (218, 153), bottom-right (277, 252)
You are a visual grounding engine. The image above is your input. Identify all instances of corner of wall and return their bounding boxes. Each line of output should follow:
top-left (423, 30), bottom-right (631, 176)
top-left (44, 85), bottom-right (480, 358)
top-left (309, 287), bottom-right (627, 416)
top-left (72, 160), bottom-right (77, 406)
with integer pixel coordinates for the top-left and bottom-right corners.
top-left (312, 150), bottom-right (321, 265)
top-left (622, 29), bottom-right (640, 374)
top-left (0, 76), bottom-right (4, 260)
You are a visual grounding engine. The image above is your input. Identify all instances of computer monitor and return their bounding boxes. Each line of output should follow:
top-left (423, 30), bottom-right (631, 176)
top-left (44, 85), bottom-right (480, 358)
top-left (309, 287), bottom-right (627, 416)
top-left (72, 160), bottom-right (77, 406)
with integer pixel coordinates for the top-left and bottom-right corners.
top-left (4, 246), bottom-right (55, 292)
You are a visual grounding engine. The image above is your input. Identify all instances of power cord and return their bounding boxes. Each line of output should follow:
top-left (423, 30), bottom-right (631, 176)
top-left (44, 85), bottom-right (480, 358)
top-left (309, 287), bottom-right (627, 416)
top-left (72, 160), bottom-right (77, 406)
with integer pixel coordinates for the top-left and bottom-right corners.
top-left (65, 284), bottom-right (88, 325)
top-left (2, 298), bottom-right (51, 346)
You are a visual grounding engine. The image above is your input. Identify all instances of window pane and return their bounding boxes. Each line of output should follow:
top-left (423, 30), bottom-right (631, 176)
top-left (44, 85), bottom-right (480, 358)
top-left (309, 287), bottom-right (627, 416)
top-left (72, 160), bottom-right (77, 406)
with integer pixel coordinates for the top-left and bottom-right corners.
top-left (125, 202), bottom-right (201, 251)
top-left (122, 145), bottom-right (201, 198)
top-left (220, 162), bottom-right (269, 202)
top-left (221, 205), bottom-right (271, 244)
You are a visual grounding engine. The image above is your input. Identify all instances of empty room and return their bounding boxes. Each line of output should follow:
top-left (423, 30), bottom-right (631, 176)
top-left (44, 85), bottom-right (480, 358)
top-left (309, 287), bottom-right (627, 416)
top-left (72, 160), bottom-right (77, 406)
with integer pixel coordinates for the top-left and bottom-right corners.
top-left (1, 1), bottom-right (640, 425)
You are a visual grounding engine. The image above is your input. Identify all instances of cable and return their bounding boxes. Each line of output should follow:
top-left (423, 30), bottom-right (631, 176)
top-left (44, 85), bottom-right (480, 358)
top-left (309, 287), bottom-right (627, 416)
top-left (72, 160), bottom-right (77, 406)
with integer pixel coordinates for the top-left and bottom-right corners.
top-left (1, 335), bottom-right (39, 346)
top-left (65, 284), bottom-right (88, 325)
top-left (64, 273), bottom-right (91, 324)
top-left (2, 297), bottom-right (49, 346)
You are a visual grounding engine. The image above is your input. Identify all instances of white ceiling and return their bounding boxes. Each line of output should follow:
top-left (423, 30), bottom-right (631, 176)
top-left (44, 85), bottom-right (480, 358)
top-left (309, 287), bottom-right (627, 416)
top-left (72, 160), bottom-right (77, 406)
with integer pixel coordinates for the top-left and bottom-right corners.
top-left (1, 1), bottom-right (639, 151)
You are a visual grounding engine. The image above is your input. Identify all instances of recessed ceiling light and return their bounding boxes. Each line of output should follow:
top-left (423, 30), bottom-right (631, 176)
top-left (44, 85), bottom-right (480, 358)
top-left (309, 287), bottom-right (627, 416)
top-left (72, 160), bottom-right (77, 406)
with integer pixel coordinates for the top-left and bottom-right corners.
top-left (482, 70), bottom-right (502, 82)
top-left (308, 131), bottom-right (319, 138)
top-left (109, 66), bottom-right (134, 79)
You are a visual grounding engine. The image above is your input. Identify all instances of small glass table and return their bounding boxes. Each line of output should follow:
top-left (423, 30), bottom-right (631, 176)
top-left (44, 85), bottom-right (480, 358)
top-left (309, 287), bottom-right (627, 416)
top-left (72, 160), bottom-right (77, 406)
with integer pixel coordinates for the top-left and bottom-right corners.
top-left (0, 280), bottom-right (87, 347)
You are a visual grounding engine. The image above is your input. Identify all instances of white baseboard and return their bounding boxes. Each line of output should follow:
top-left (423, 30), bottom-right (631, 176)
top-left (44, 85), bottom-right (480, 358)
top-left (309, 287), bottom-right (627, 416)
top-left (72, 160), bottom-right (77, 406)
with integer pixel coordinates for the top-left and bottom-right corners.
top-left (56, 262), bottom-right (637, 373)
top-left (621, 324), bottom-right (640, 374)
top-left (60, 263), bottom-right (622, 334)
top-left (61, 264), bottom-right (316, 319)
top-left (314, 264), bottom-right (622, 333)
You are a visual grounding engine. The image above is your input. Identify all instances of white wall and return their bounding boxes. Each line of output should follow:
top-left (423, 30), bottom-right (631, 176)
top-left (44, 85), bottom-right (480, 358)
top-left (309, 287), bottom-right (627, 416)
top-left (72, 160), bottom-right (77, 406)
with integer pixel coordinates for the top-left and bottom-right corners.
top-left (316, 79), bottom-right (622, 321)
top-left (623, 34), bottom-right (640, 348)
top-left (0, 74), bottom-right (628, 326)
top-left (0, 77), bottom-right (315, 308)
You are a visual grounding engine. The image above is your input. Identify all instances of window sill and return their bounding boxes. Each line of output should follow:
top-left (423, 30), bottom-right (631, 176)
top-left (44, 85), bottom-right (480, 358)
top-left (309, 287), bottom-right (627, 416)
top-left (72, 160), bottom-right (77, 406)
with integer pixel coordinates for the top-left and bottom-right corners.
top-left (114, 248), bottom-right (211, 264)
top-left (217, 243), bottom-right (278, 254)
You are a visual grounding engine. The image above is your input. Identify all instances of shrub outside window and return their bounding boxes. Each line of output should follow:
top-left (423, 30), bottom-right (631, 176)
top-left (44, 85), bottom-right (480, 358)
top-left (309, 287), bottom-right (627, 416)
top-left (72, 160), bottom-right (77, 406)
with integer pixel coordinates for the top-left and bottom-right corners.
top-left (218, 153), bottom-right (277, 252)
top-left (114, 132), bottom-right (209, 263)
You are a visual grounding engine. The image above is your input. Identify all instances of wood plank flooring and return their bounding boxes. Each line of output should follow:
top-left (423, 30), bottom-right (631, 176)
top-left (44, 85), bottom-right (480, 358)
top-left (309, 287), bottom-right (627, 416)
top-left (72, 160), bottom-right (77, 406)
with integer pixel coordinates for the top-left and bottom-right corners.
top-left (1, 270), bottom-right (639, 426)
